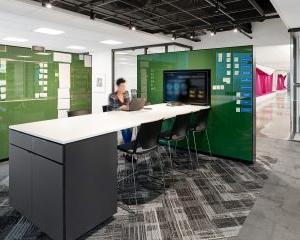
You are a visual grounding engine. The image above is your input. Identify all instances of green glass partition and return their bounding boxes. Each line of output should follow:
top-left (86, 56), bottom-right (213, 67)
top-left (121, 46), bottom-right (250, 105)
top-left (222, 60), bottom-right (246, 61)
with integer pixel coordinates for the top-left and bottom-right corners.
top-left (137, 46), bottom-right (255, 163)
top-left (0, 45), bottom-right (92, 160)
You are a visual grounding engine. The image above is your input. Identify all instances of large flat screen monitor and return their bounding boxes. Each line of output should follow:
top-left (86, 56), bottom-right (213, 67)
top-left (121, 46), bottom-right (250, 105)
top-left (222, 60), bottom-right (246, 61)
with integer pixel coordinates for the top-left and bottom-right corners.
top-left (163, 70), bottom-right (211, 105)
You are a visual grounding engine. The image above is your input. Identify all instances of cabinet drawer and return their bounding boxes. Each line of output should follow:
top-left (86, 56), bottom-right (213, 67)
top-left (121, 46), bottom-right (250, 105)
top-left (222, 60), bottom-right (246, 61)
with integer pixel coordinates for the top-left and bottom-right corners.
top-left (10, 130), bottom-right (64, 163)
top-left (9, 130), bottom-right (32, 151)
top-left (32, 137), bottom-right (63, 164)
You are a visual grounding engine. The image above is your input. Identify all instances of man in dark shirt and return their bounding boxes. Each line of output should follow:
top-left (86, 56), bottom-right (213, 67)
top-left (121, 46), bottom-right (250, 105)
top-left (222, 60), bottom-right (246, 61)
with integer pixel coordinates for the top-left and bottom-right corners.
top-left (108, 78), bottom-right (132, 143)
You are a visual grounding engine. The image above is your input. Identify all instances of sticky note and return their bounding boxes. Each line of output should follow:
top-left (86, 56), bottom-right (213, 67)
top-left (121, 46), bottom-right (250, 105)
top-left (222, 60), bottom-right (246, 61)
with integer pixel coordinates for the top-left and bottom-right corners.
top-left (39, 63), bottom-right (44, 68)
top-left (218, 53), bottom-right (223, 62)
top-left (216, 85), bottom-right (221, 90)
top-left (234, 64), bottom-right (239, 68)
top-left (44, 63), bottom-right (48, 68)
top-left (234, 71), bottom-right (239, 76)
top-left (0, 87), bottom-right (6, 93)
top-left (0, 80), bottom-right (6, 86)
top-left (39, 81), bottom-right (43, 86)
top-left (43, 86), bottom-right (48, 91)
top-left (234, 57), bottom-right (239, 62)
top-left (236, 100), bottom-right (241, 104)
top-left (40, 92), bottom-right (47, 98)
top-left (226, 53), bottom-right (231, 58)
top-left (226, 58), bottom-right (231, 63)
top-left (227, 64), bottom-right (231, 69)
top-left (236, 107), bottom-right (241, 113)
top-left (43, 81), bottom-right (48, 85)
top-left (212, 85), bottom-right (217, 90)
top-left (35, 93), bottom-right (40, 98)
top-left (55, 73), bottom-right (59, 77)
top-left (44, 75), bottom-right (48, 79)
top-left (39, 74), bottom-right (43, 79)
top-left (220, 85), bottom-right (224, 90)
top-left (0, 94), bottom-right (6, 100)
top-left (236, 92), bottom-right (241, 97)
top-left (223, 77), bottom-right (231, 84)
top-left (44, 69), bottom-right (48, 74)
top-left (227, 70), bottom-right (231, 76)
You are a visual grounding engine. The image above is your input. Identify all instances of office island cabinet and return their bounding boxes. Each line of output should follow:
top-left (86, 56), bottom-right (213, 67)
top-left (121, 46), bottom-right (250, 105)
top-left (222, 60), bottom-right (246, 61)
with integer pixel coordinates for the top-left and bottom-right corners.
top-left (9, 130), bottom-right (118, 240)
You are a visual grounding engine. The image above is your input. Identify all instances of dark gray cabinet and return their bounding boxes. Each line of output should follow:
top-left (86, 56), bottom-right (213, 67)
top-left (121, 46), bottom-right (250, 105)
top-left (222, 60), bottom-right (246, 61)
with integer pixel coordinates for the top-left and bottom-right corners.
top-left (9, 130), bottom-right (118, 240)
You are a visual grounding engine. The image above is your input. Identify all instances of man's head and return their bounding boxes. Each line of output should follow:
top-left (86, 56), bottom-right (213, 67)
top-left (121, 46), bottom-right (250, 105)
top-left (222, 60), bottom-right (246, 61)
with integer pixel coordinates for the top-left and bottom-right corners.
top-left (116, 78), bottom-right (126, 93)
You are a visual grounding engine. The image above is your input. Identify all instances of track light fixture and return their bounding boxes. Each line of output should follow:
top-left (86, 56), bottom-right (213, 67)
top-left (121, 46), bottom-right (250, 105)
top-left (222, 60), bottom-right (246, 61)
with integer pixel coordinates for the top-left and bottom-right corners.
top-left (90, 9), bottom-right (96, 20)
top-left (189, 30), bottom-right (196, 40)
top-left (42, 0), bottom-right (52, 8)
top-left (131, 26), bottom-right (136, 31)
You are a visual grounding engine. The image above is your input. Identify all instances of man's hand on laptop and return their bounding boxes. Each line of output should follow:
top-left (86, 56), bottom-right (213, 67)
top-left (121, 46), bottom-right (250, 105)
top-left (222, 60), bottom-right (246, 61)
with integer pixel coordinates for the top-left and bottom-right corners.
top-left (119, 105), bottom-right (129, 111)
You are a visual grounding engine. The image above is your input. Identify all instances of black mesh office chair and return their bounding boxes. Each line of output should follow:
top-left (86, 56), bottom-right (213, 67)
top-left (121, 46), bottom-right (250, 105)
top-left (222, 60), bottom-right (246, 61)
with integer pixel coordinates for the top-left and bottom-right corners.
top-left (159, 113), bottom-right (193, 170)
top-left (102, 105), bottom-right (110, 112)
top-left (68, 109), bottom-right (91, 117)
top-left (117, 119), bottom-right (164, 210)
top-left (189, 109), bottom-right (212, 164)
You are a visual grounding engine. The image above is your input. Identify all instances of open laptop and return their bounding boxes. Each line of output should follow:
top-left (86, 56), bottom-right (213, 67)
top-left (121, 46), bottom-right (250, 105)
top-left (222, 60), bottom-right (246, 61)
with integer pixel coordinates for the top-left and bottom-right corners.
top-left (125, 98), bottom-right (146, 111)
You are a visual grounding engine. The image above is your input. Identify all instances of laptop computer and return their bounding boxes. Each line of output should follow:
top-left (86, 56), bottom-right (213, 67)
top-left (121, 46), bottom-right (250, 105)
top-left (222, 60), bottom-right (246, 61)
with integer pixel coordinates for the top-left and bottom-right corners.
top-left (125, 98), bottom-right (146, 111)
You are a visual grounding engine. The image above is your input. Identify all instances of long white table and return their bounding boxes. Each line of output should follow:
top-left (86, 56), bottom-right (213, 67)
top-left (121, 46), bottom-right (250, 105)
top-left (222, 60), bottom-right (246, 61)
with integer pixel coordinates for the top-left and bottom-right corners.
top-left (9, 103), bottom-right (210, 240)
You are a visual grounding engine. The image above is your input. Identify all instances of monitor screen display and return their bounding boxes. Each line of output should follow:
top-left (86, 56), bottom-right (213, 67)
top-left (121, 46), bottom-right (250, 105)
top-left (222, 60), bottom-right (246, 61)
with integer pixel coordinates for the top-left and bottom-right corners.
top-left (163, 70), bottom-right (211, 105)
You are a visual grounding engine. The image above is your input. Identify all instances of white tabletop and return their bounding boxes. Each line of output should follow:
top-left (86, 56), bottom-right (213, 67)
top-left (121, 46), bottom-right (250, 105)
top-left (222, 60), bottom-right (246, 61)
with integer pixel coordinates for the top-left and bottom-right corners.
top-left (9, 103), bottom-right (210, 144)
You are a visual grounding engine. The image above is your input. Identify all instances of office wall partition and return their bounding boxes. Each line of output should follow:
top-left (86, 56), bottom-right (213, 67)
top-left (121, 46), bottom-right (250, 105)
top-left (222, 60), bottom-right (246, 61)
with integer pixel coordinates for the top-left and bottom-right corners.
top-left (0, 45), bottom-right (92, 160)
top-left (137, 46), bottom-right (255, 163)
top-left (290, 31), bottom-right (300, 140)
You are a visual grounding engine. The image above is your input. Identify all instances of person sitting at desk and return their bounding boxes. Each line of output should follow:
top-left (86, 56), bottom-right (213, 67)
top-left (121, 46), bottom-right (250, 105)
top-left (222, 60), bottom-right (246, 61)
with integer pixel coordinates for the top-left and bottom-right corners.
top-left (108, 78), bottom-right (132, 144)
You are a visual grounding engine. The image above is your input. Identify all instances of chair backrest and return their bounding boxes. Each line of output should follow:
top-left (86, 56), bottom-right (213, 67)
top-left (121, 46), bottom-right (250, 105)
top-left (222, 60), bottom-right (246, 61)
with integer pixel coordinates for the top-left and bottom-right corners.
top-left (131, 89), bottom-right (137, 99)
top-left (68, 109), bottom-right (91, 117)
top-left (102, 105), bottom-right (110, 112)
top-left (190, 109), bottom-right (210, 131)
top-left (172, 112), bottom-right (192, 139)
top-left (135, 119), bottom-right (163, 151)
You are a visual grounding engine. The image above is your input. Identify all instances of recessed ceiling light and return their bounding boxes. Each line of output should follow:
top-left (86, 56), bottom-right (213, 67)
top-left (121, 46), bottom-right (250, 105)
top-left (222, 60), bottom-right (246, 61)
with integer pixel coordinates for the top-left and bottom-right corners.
top-left (35, 52), bottom-right (52, 56)
top-left (118, 58), bottom-right (128, 61)
top-left (17, 55), bottom-right (32, 58)
top-left (34, 28), bottom-right (64, 35)
top-left (115, 52), bottom-right (129, 55)
top-left (66, 45), bottom-right (87, 50)
top-left (2, 37), bottom-right (29, 42)
top-left (100, 40), bottom-right (123, 45)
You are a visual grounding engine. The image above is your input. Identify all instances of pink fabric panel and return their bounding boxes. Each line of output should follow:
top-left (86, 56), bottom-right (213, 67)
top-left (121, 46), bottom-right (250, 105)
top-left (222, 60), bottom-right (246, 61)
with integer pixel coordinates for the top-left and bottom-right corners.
top-left (277, 74), bottom-right (286, 90)
top-left (256, 68), bottom-right (274, 97)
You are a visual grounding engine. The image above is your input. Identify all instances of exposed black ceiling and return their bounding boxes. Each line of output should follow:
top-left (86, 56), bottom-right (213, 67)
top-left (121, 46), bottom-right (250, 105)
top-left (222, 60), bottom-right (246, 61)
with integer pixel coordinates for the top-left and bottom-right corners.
top-left (37, 0), bottom-right (279, 42)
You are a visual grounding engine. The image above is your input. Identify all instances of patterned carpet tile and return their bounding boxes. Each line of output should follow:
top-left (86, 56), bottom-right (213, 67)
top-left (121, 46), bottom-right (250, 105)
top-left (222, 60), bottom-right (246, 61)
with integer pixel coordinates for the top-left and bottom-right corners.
top-left (0, 152), bottom-right (276, 240)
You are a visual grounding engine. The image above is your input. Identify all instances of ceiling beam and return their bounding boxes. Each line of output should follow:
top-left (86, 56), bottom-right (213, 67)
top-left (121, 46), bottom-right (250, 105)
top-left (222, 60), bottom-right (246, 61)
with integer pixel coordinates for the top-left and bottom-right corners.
top-left (117, 0), bottom-right (193, 31)
top-left (247, 0), bottom-right (264, 16)
top-left (161, 0), bottom-right (211, 26)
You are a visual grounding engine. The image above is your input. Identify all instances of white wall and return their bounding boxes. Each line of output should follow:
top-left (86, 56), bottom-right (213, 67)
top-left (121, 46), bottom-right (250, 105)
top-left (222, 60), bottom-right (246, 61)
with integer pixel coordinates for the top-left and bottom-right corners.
top-left (91, 49), bottom-right (112, 113)
top-left (193, 19), bottom-right (290, 72)
top-left (115, 55), bottom-right (138, 93)
top-left (194, 19), bottom-right (290, 49)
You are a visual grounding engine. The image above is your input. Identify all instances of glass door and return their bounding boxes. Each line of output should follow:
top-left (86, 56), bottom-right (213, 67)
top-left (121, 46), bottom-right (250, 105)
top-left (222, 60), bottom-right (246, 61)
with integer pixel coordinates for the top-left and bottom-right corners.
top-left (290, 32), bottom-right (300, 140)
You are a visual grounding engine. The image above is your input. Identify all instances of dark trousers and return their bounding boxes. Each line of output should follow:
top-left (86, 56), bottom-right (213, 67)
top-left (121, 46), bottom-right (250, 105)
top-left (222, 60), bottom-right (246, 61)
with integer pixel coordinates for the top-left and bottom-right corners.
top-left (121, 128), bottom-right (132, 144)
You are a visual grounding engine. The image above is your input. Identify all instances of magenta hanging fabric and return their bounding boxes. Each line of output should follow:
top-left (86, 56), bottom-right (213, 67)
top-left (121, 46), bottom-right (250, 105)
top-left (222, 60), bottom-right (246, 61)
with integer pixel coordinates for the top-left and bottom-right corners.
top-left (256, 68), bottom-right (274, 97)
top-left (277, 74), bottom-right (286, 90)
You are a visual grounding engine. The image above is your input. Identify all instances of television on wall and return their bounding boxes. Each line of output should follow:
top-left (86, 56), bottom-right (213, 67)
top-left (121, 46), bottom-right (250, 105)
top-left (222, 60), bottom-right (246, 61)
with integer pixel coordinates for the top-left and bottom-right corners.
top-left (163, 69), bottom-right (211, 106)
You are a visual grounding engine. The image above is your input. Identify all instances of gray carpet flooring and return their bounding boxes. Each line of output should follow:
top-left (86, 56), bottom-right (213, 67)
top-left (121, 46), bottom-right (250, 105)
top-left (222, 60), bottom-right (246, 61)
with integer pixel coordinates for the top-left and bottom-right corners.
top-left (0, 151), bottom-right (276, 240)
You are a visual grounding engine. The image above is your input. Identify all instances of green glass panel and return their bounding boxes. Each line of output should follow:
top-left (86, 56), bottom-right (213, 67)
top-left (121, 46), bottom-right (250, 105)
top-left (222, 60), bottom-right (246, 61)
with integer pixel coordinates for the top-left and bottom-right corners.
top-left (137, 46), bottom-right (254, 163)
top-left (0, 45), bottom-right (91, 160)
